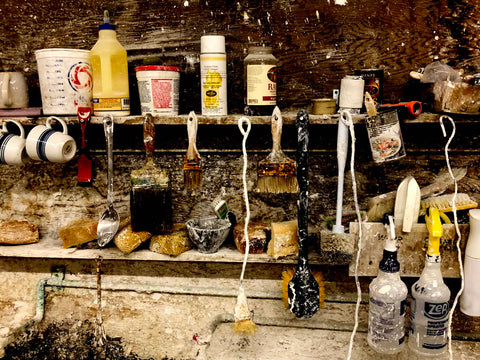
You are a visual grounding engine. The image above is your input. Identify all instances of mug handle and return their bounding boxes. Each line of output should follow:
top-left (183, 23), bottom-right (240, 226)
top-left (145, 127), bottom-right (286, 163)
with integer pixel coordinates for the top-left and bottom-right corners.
top-left (46, 116), bottom-right (68, 134)
top-left (4, 119), bottom-right (25, 139)
top-left (1, 73), bottom-right (12, 107)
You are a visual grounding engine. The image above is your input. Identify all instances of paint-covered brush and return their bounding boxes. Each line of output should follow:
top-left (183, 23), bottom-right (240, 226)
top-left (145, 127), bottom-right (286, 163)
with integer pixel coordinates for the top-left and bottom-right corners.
top-left (257, 106), bottom-right (299, 193)
top-left (184, 111), bottom-right (202, 190)
top-left (130, 114), bottom-right (172, 234)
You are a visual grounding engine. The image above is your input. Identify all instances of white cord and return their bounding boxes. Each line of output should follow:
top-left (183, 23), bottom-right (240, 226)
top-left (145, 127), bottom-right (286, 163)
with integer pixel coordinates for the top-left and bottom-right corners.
top-left (238, 117), bottom-right (252, 285)
top-left (340, 111), bottom-right (362, 360)
top-left (440, 115), bottom-right (464, 360)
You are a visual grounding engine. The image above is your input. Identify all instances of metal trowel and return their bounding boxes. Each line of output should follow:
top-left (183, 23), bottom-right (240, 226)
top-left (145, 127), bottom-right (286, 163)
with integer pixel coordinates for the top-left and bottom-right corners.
top-left (394, 176), bottom-right (421, 233)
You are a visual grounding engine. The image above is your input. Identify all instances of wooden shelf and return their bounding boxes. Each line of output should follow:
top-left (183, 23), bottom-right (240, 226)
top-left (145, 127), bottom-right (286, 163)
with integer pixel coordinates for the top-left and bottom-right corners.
top-left (0, 235), bottom-right (344, 265)
top-left (0, 112), bottom-right (457, 126)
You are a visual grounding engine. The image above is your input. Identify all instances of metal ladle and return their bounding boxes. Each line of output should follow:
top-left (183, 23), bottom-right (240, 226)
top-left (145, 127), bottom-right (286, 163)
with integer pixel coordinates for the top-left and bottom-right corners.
top-left (97, 115), bottom-right (120, 247)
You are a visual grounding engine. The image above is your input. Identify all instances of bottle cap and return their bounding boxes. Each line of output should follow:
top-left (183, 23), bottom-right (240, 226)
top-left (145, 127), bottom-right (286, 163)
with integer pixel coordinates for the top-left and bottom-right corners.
top-left (379, 250), bottom-right (400, 273)
top-left (100, 10), bottom-right (116, 30)
top-left (201, 35), bottom-right (225, 54)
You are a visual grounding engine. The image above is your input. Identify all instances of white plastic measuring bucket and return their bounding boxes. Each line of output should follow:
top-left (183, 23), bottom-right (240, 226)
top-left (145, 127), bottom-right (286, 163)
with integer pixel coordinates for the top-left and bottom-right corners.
top-left (35, 49), bottom-right (92, 115)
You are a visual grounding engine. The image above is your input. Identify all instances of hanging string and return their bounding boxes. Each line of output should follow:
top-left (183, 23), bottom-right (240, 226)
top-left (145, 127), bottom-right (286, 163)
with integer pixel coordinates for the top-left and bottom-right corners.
top-left (238, 117), bottom-right (252, 285)
top-left (440, 115), bottom-right (463, 360)
top-left (340, 111), bottom-right (362, 360)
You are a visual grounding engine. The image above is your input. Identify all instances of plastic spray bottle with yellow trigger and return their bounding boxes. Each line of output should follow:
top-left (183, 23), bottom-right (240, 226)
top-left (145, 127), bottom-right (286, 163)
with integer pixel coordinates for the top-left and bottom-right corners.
top-left (408, 207), bottom-right (451, 355)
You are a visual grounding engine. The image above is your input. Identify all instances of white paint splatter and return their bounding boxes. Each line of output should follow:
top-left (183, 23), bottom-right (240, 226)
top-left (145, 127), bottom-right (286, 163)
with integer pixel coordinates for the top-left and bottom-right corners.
top-left (316, 10), bottom-right (320, 19)
top-left (183, 0), bottom-right (189, 6)
top-left (435, 35), bottom-right (439, 40)
top-left (401, 42), bottom-right (405, 46)
top-left (243, 11), bottom-right (249, 21)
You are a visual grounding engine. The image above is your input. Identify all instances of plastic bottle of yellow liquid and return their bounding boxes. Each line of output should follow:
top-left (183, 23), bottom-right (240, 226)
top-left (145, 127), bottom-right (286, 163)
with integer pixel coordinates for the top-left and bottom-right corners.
top-left (91, 10), bottom-right (130, 116)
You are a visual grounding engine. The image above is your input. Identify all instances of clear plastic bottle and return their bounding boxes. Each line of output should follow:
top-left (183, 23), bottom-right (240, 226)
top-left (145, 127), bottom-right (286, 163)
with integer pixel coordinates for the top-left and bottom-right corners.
top-left (367, 220), bottom-right (408, 354)
top-left (408, 207), bottom-right (451, 356)
top-left (91, 10), bottom-right (130, 116)
top-left (244, 45), bottom-right (277, 116)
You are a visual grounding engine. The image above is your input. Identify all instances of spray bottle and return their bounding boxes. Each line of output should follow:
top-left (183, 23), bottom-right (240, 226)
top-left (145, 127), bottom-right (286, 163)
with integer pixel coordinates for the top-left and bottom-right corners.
top-left (367, 215), bottom-right (408, 354)
top-left (408, 207), bottom-right (451, 355)
top-left (90, 10), bottom-right (130, 116)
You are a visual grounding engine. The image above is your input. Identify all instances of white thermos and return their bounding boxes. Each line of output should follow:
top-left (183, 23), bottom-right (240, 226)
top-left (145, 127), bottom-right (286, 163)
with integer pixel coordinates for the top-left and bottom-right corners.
top-left (460, 209), bottom-right (480, 316)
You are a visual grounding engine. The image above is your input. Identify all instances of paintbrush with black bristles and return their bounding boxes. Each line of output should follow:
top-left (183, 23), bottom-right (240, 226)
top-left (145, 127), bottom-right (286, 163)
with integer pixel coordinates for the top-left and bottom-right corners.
top-left (257, 106), bottom-right (298, 193)
top-left (184, 111), bottom-right (202, 189)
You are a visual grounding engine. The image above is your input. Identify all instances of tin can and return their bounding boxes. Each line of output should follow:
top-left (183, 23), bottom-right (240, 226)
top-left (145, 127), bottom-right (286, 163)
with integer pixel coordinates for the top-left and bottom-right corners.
top-left (135, 65), bottom-right (180, 116)
top-left (366, 109), bottom-right (405, 163)
top-left (355, 69), bottom-right (384, 104)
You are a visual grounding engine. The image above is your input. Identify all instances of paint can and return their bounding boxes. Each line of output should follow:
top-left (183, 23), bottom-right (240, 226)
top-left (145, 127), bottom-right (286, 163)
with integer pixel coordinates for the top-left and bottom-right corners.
top-left (135, 66), bottom-right (181, 115)
top-left (311, 98), bottom-right (337, 115)
top-left (35, 49), bottom-right (92, 115)
top-left (354, 69), bottom-right (384, 104)
top-left (366, 109), bottom-right (405, 163)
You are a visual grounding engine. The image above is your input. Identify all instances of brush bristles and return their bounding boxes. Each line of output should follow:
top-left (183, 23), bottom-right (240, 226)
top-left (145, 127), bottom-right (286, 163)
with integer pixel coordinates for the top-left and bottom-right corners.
top-left (257, 176), bottom-right (299, 194)
top-left (420, 193), bottom-right (478, 214)
top-left (184, 170), bottom-right (202, 190)
top-left (282, 268), bottom-right (325, 309)
top-left (233, 319), bottom-right (257, 335)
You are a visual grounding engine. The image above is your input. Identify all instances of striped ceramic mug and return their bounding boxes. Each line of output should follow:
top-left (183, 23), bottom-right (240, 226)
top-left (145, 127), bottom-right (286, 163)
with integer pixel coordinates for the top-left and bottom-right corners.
top-left (0, 120), bottom-right (27, 165)
top-left (26, 116), bottom-right (76, 163)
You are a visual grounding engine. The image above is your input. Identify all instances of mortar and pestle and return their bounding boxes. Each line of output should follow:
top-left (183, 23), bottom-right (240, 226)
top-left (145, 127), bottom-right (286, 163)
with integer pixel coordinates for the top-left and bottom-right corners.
top-left (186, 216), bottom-right (231, 253)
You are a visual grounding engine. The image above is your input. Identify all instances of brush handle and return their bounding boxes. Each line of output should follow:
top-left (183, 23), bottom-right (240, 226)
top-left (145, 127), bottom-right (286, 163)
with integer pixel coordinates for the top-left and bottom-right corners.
top-left (103, 115), bottom-right (114, 208)
top-left (143, 113), bottom-right (155, 162)
top-left (296, 110), bottom-right (309, 263)
top-left (271, 106), bottom-right (283, 153)
top-left (333, 111), bottom-right (351, 233)
top-left (186, 111), bottom-right (200, 160)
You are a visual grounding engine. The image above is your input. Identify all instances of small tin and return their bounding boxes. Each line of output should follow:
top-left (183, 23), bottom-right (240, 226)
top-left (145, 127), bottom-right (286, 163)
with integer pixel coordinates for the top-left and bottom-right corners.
top-left (311, 98), bottom-right (337, 115)
top-left (354, 69), bottom-right (384, 104)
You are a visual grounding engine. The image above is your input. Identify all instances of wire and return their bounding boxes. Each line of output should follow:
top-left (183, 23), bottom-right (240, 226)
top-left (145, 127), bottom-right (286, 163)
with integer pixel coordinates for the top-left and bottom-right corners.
top-left (340, 111), bottom-right (362, 360)
top-left (440, 115), bottom-right (464, 360)
top-left (238, 117), bottom-right (252, 284)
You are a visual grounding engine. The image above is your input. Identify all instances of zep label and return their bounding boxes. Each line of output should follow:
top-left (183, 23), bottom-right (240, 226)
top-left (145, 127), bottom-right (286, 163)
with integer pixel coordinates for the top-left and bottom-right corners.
top-left (424, 301), bottom-right (449, 320)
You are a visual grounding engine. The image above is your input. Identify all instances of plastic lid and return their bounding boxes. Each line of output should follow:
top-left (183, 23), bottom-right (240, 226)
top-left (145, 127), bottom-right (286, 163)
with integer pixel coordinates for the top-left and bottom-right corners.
top-left (135, 65), bottom-right (181, 72)
top-left (379, 250), bottom-right (400, 273)
top-left (99, 10), bottom-right (115, 30)
top-left (201, 35), bottom-right (225, 53)
top-left (99, 23), bottom-right (115, 30)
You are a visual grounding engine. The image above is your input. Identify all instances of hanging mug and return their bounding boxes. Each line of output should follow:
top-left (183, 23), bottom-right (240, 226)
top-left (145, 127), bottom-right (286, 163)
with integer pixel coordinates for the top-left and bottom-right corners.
top-left (26, 116), bottom-right (77, 163)
top-left (0, 72), bottom-right (29, 109)
top-left (0, 120), bottom-right (27, 165)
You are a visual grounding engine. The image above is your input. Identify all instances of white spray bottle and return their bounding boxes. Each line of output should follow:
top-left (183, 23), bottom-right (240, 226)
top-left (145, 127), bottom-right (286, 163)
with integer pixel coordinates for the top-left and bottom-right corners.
top-left (367, 215), bottom-right (408, 354)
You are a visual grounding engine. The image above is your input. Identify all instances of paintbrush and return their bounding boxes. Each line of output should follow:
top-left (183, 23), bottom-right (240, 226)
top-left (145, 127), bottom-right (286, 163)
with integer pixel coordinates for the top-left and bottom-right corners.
top-left (130, 114), bottom-right (172, 234)
top-left (184, 111), bottom-right (202, 189)
top-left (257, 106), bottom-right (299, 193)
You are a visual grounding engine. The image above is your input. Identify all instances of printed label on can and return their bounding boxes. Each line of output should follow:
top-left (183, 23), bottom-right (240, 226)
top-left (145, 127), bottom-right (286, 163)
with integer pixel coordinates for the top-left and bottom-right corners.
top-left (93, 97), bottom-right (130, 112)
top-left (366, 110), bottom-right (406, 163)
top-left (200, 54), bottom-right (227, 115)
top-left (247, 64), bottom-right (277, 105)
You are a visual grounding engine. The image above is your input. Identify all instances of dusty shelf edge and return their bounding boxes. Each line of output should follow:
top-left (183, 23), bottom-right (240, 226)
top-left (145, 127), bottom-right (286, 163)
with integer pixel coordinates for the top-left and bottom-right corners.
top-left (0, 112), bottom-right (452, 125)
top-left (0, 237), bottom-right (346, 265)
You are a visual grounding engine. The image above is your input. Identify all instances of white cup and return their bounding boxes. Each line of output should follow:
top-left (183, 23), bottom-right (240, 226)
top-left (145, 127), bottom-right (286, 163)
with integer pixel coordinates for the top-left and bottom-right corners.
top-left (26, 116), bottom-right (77, 163)
top-left (0, 120), bottom-right (27, 165)
top-left (0, 72), bottom-right (29, 109)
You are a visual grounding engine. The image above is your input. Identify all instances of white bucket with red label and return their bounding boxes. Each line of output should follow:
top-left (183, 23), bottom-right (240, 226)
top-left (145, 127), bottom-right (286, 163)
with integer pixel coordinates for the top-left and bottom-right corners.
top-left (35, 49), bottom-right (92, 115)
top-left (135, 65), bottom-right (180, 116)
